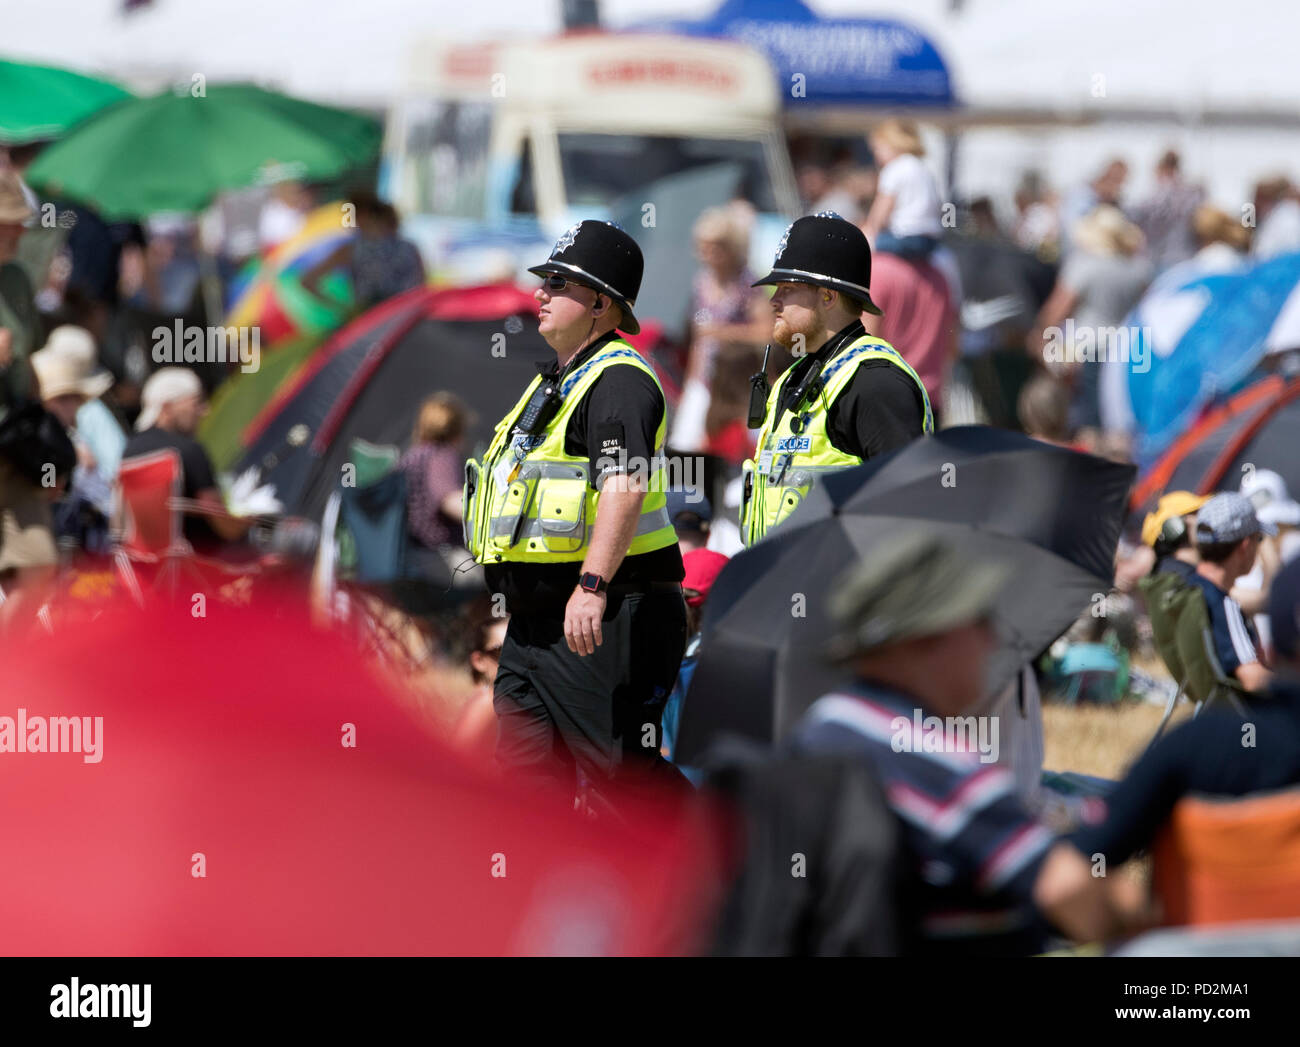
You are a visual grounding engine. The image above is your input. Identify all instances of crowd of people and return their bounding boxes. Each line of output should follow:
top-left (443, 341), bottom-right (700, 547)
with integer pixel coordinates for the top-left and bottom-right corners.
top-left (0, 141), bottom-right (429, 624)
top-left (6, 118), bottom-right (1300, 956)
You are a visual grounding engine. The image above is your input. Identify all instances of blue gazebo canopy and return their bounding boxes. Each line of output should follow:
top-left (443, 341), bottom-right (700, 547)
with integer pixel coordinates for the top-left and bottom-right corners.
top-left (643, 0), bottom-right (955, 108)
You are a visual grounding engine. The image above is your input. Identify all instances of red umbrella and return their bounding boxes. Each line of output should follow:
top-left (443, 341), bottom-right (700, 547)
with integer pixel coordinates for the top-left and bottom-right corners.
top-left (0, 586), bottom-right (722, 955)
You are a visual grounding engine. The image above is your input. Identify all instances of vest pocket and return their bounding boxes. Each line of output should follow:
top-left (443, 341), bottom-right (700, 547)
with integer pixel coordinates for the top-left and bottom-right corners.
top-left (772, 478), bottom-right (810, 528)
top-left (536, 477), bottom-right (588, 553)
top-left (489, 466), bottom-right (540, 553)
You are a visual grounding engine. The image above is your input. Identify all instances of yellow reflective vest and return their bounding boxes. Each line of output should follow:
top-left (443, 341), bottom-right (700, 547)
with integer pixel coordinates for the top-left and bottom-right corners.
top-left (741, 334), bottom-right (933, 546)
top-left (463, 339), bottom-right (677, 564)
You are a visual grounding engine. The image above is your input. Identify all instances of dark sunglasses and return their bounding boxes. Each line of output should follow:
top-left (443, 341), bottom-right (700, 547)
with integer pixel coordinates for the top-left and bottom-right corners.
top-left (540, 275), bottom-right (601, 303)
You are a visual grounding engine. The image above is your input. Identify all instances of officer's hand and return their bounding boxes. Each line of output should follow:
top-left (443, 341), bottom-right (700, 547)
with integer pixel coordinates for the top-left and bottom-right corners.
top-left (565, 587), bottom-right (606, 656)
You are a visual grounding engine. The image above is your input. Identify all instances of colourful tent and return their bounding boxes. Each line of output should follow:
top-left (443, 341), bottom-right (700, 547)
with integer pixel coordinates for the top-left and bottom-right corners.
top-left (200, 202), bottom-right (370, 470)
top-left (199, 332), bottom-right (321, 472)
top-left (224, 199), bottom-right (358, 347)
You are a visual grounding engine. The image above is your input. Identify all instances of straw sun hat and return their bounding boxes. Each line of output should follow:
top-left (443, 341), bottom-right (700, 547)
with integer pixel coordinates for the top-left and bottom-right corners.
top-left (30, 326), bottom-right (114, 402)
top-left (0, 170), bottom-right (35, 225)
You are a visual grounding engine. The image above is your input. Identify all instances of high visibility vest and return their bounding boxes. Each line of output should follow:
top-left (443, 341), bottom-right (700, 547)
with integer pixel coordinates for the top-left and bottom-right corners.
top-left (462, 340), bottom-right (677, 564)
top-left (740, 334), bottom-right (933, 546)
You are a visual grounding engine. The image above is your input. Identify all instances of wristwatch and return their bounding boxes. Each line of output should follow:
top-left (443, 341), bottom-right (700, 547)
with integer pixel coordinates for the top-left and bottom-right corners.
top-left (579, 572), bottom-right (608, 595)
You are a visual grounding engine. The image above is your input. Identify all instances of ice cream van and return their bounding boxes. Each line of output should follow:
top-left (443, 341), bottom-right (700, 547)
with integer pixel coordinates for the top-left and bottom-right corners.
top-left (380, 31), bottom-right (800, 338)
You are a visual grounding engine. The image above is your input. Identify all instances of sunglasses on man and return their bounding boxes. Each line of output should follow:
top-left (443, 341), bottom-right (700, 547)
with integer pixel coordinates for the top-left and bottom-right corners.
top-left (540, 274), bottom-right (603, 302)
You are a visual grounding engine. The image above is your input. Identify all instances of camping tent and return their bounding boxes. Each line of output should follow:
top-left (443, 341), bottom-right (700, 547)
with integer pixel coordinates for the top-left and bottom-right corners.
top-left (234, 283), bottom-right (552, 519)
top-left (1132, 375), bottom-right (1300, 512)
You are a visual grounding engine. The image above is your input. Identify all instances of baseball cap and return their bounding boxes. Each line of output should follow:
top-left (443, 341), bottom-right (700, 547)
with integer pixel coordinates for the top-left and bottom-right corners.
top-left (666, 487), bottom-right (712, 527)
top-left (825, 530), bottom-right (1012, 661)
top-left (136, 367), bottom-right (203, 431)
top-left (1267, 556), bottom-right (1300, 663)
top-left (1195, 491), bottom-right (1277, 545)
top-left (682, 549), bottom-right (729, 608)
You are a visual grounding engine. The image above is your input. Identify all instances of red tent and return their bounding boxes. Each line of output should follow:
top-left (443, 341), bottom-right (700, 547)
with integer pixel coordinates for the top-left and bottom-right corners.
top-left (0, 587), bottom-right (722, 955)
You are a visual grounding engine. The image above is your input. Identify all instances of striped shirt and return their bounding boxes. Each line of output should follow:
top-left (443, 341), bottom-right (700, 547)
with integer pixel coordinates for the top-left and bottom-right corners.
top-left (786, 680), bottom-right (1055, 955)
top-left (1187, 572), bottom-right (1261, 677)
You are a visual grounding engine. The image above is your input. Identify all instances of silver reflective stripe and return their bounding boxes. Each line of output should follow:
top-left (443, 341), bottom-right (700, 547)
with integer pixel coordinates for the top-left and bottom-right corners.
top-left (764, 463), bottom-right (842, 486)
top-left (489, 504), bottom-right (670, 540)
top-left (636, 504), bottom-right (671, 535)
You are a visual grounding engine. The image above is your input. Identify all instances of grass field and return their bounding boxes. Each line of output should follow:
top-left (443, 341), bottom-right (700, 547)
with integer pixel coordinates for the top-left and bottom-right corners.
top-left (1043, 700), bottom-right (1192, 780)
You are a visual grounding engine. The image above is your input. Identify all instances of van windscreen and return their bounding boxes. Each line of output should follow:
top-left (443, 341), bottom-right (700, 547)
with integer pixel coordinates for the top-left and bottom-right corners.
top-left (557, 133), bottom-right (778, 214)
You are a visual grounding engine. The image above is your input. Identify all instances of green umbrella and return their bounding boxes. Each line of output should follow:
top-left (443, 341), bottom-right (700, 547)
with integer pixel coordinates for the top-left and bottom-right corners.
top-left (24, 83), bottom-right (382, 219)
top-left (0, 58), bottom-right (132, 145)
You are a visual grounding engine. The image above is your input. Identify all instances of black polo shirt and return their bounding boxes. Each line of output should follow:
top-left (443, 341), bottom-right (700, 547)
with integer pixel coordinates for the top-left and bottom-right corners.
top-left (483, 331), bottom-right (684, 616)
top-left (772, 321), bottom-right (926, 460)
top-left (1070, 681), bottom-right (1300, 866)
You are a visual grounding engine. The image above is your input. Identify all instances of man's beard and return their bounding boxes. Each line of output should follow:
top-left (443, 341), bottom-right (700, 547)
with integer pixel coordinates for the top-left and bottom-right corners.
top-left (772, 309), bottom-right (820, 351)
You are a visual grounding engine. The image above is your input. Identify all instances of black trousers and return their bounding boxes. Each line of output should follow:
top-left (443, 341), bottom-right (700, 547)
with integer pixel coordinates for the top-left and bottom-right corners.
top-left (493, 589), bottom-right (688, 794)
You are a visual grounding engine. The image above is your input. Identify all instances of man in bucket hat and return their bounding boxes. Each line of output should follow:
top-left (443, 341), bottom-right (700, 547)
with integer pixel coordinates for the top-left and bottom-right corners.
top-left (785, 530), bottom-right (1148, 953)
top-left (462, 220), bottom-right (686, 802)
top-left (741, 212), bottom-right (933, 546)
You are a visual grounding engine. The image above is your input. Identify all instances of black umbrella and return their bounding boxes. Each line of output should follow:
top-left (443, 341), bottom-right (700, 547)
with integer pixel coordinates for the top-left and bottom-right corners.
top-left (675, 426), bottom-right (1135, 763)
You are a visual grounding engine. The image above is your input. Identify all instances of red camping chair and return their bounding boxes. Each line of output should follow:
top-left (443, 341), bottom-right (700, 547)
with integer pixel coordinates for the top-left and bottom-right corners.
top-left (113, 449), bottom-right (258, 601)
top-left (1153, 788), bottom-right (1300, 927)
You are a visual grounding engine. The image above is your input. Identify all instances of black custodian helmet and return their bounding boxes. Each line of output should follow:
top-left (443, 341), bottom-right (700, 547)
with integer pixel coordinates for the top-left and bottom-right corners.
top-left (528, 220), bottom-right (644, 335)
top-left (752, 211), bottom-right (883, 315)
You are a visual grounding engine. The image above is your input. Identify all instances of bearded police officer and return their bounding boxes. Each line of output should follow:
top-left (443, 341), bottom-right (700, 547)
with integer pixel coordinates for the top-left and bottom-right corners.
top-left (741, 213), bottom-right (934, 546)
top-left (463, 220), bottom-right (686, 798)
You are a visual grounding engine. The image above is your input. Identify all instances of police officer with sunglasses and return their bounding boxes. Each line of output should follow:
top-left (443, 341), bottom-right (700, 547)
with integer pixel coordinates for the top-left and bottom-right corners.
top-left (462, 220), bottom-right (686, 801)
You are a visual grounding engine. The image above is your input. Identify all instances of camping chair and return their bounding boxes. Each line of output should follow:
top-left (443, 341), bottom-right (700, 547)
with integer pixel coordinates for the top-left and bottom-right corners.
top-left (1138, 570), bottom-right (1196, 742)
top-left (113, 448), bottom-right (193, 602)
top-left (318, 441), bottom-right (434, 676)
top-left (1172, 588), bottom-right (1252, 715)
top-left (1139, 571), bottom-right (1251, 754)
top-left (1153, 788), bottom-right (1300, 927)
top-left (113, 449), bottom-right (259, 602)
